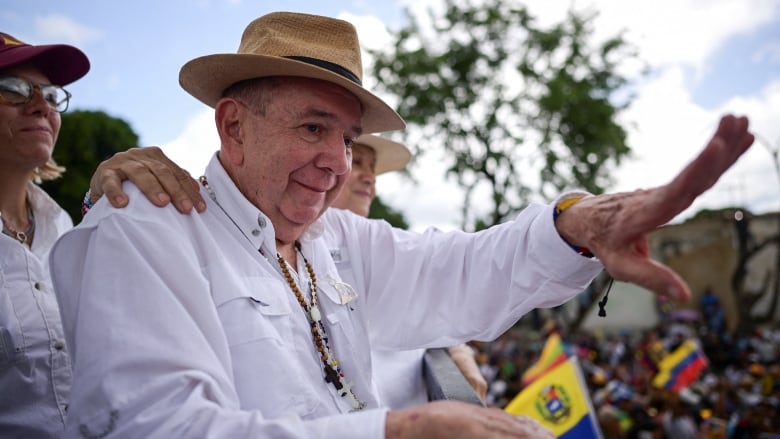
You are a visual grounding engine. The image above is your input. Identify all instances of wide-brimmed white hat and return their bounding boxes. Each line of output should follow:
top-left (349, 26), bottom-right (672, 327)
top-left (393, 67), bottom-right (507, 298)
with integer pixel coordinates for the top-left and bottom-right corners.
top-left (354, 134), bottom-right (411, 175)
top-left (179, 12), bottom-right (405, 134)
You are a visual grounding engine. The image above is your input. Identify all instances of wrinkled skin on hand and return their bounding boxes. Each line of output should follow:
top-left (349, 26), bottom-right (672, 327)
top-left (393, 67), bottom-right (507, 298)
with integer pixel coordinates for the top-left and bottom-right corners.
top-left (555, 114), bottom-right (754, 301)
top-left (386, 400), bottom-right (554, 439)
top-left (89, 146), bottom-right (206, 213)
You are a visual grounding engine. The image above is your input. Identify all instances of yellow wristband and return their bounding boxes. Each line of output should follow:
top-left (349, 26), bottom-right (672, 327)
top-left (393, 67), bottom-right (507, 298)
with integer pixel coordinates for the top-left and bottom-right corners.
top-left (553, 196), bottom-right (593, 258)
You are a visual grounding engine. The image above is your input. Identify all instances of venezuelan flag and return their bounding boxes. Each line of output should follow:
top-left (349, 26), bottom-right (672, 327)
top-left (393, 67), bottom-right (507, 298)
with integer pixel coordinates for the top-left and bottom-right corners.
top-left (521, 333), bottom-right (570, 386)
top-left (652, 339), bottom-right (708, 392)
top-left (506, 357), bottom-right (602, 439)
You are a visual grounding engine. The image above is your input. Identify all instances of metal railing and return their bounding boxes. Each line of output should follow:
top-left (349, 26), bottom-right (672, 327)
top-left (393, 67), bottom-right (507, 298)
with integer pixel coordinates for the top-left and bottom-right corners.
top-left (423, 348), bottom-right (484, 406)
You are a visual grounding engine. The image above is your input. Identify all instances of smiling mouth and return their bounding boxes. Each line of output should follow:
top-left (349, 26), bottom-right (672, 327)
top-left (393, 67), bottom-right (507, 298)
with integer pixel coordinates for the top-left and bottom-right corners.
top-left (23, 128), bottom-right (53, 136)
top-left (295, 180), bottom-right (330, 194)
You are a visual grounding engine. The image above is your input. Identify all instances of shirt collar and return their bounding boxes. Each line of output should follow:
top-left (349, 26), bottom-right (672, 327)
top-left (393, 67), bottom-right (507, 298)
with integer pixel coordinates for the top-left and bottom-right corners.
top-left (202, 153), bottom-right (325, 254)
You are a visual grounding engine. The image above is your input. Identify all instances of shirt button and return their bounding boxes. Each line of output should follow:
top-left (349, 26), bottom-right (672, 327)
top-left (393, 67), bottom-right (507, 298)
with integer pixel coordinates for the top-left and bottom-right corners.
top-left (34, 282), bottom-right (42, 290)
top-left (251, 229), bottom-right (261, 236)
top-left (257, 216), bottom-right (267, 228)
top-left (54, 340), bottom-right (65, 350)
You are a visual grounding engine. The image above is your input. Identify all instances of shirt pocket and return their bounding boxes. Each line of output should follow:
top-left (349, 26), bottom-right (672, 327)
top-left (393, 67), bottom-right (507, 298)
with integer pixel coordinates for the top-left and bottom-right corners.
top-left (213, 275), bottom-right (293, 347)
top-left (212, 275), bottom-right (319, 417)
top-left (0, 272), bottom-right (29, 367)
top-left (0, 326), bottom-right (25, 367)
top-left (318, 281), bottom-right (362, 360)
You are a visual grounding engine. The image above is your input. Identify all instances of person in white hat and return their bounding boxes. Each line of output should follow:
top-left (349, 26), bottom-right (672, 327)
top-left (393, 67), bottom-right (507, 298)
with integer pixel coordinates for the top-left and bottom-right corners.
top-left (0, 31), bottom-right (204, 438)
top-left (331, 134), bottom-right (411, 217)
top-left (330, 134), bottom-right (487, 408)
top-left (49, 11), bottom-right (754, 439)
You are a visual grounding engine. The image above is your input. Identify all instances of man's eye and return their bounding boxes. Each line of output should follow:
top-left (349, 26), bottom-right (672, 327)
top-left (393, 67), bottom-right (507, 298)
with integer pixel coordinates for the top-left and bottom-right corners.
top-left (305, 124), bottom-right (320, 133)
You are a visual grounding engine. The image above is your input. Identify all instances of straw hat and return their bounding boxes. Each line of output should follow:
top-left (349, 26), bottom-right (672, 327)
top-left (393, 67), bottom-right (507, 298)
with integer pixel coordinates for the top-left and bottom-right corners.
top-left (179, 12), bottom-right (405, 134)
top-left (354, 134), bottom-right (411, 175)
top-left (0, 32), bottom-right (90, 85)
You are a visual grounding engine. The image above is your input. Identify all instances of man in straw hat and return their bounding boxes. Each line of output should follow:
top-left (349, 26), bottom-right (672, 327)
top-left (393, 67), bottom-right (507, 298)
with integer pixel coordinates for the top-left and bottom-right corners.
top-left (49, 11), bottom-right (754, 438)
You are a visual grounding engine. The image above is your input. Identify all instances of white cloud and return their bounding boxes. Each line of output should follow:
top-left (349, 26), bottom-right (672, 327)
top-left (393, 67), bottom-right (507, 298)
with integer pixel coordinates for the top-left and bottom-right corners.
top-left (162, 108), bottom-right (219, 177)
top-left (342, 13), bottom-right (393, 51)
top-left (532, 0), bottom-right (780, 74)
top-left (752, 40), bottom-right (780, 64)
top-left (33, 15), bottom-right (101, 45)
top-left (378, 148), bottom-right (467, 232)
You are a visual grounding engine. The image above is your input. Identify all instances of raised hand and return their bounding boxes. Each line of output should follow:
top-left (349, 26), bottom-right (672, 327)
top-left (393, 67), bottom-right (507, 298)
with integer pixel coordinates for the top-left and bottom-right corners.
top-left (555, 114), bottom-right (754, 301)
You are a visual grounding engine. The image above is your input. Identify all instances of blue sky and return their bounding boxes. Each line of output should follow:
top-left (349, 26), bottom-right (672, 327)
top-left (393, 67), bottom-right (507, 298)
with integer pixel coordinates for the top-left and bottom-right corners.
top-left (3, 0), bottom-right (779, 230)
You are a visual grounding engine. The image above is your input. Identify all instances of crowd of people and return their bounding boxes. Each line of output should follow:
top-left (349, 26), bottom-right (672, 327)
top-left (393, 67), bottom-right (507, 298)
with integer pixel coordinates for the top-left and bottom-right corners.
top-left (472, 289), bottom-right (780, 438)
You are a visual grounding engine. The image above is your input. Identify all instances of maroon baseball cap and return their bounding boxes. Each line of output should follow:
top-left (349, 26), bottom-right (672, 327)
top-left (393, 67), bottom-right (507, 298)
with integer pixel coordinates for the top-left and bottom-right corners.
top-left (0, 32), bottom-right (90, 86)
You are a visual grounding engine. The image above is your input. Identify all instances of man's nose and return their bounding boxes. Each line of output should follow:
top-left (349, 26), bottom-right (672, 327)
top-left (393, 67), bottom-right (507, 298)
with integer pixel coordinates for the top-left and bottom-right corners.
top-left (316, 136), bottom-right (350, 175)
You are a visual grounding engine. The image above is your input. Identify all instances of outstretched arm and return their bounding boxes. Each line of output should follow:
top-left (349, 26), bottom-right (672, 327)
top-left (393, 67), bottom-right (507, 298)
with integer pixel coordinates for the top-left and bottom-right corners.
top-left (555, 114), bottom-right (754, 300)
top-left (88, 146), bottom-right (206, 214)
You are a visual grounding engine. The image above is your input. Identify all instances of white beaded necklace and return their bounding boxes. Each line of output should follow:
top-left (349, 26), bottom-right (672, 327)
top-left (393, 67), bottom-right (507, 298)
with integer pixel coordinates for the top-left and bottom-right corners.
top-left (199, 176), bottom-right (366, 411)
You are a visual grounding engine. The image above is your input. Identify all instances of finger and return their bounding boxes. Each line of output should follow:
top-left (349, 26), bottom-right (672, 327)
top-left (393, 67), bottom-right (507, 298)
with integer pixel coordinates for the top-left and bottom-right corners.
top-left (189, 175), bottom-right (207, 212)
top-left (118, 158), bottom-right (173, 207)
top-left (511, 415), bottom-right (555, 439)
top-left (93, 168), bottom-right (131, 208)
top-left (474, 378), bottom-right (488, 403)
top-left (604, 252), bottom-right (691, 302)
top-left (164, 170), bottom-right (205, 213)
top-left (173, 169), bottom-right (206, 213)
top-left (666, 115), bottom-right (753, 210)
top-left (134, 159), bottom-right (196, 213)
top-left (132, 147), bottom-right (206, 213)
top-left (92, 150), bottom-right (172, 208)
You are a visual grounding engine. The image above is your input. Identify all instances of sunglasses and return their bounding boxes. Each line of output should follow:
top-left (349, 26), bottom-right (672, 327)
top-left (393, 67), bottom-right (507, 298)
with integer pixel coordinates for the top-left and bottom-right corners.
top-left (0, 75), bottom-right (72, 113)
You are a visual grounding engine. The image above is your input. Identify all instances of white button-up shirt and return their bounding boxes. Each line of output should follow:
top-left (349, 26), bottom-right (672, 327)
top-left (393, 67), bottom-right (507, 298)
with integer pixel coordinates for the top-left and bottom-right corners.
top-left (1, 183), bottom-right (73, 438)
top-left (50, 154), bottom-right (602, 438)
top-left (327, 219), bottom-right (428, 409)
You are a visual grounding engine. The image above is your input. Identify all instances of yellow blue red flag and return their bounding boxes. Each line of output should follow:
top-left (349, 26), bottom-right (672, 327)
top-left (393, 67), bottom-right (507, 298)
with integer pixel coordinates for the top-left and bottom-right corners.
top-left (506, 357), bottom-right (602, 439)
top-left (521, 332), bottom-right (570, 386)
top-left (652, 339), bottom-right (708, 392)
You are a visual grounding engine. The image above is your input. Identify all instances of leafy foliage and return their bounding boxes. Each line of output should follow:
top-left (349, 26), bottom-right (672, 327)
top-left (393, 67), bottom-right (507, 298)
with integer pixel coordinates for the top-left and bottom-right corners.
top-left (369, 0), bottom-right (637, 230)
top-left (41, 110), bottom-right (139, 221)
top-left (369, 195), bottom-right (410, 229)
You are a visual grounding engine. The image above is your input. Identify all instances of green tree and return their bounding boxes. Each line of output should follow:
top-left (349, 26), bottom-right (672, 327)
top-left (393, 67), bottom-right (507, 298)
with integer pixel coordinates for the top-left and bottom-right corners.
top-left (41, 110), bottom-right (139, 221)
top-left (369, 195), bottom-right (410, 229)
top-left (370, 0), bottom-right (637, 230)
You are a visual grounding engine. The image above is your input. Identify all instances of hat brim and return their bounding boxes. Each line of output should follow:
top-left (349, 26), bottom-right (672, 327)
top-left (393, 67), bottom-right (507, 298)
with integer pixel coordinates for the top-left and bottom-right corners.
top-left (354, 135), bottom-right (411, 174)
top-left (179, 54), bottom-right (405, 134)
top-left (0, 44), bottom-right (89, 86)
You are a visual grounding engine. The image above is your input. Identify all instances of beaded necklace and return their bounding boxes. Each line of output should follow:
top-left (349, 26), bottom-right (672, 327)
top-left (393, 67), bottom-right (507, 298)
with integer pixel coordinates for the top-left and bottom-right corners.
top-left (277, 242), bottom-right (366, 411)
top-left (0, 203), bottom-right (35, 246)
top-left (199, 175), bottom-right (366, 411)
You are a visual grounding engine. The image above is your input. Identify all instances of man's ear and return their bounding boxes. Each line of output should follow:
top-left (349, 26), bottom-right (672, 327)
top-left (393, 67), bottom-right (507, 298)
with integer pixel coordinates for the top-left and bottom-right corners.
top-left (215, 99), bottom-right (244, 166)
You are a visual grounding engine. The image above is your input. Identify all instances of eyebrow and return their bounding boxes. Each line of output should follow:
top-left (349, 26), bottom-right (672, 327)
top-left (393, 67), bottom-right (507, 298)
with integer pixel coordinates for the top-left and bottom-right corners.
top-left (297, 108), bottom-right (362, 138)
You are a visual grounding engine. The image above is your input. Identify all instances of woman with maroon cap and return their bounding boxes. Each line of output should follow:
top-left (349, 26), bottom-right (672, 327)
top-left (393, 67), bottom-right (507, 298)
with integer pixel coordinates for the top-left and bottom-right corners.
top-left (0, 32), bottom-right (203, 437)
